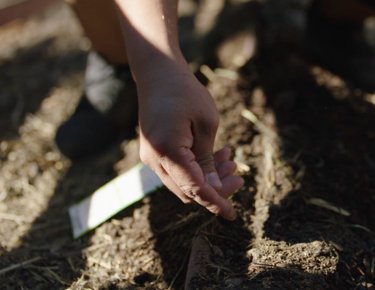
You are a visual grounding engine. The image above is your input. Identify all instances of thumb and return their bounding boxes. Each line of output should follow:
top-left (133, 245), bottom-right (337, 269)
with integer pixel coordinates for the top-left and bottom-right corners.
top-left (193, 122), bottom-right (222, 192)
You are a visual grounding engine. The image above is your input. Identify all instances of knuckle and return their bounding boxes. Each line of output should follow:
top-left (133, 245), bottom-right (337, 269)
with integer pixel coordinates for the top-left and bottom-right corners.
top-left (206, 204), bottom-right (221, 216)
top-left (196, 154), bottom-right (214, 169)
top-left (182, 198), bottom-right (192, 204)
top-left (180, 185), bottom-right (199, 200)
top-left (175, 193), bottom-right (192, 204)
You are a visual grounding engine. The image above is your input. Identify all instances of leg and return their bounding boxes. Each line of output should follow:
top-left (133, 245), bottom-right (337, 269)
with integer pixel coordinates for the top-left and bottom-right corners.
top-left (56, 0), bottom-right (138, 159)
top-left (65, 0), bottom-right (128, 65)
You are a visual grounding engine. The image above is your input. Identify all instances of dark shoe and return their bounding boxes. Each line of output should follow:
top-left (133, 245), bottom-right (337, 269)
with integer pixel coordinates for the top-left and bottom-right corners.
top-left (55, 52), bottom-right (138, 160)
top-left (305, 2), bottom-right (375, 91)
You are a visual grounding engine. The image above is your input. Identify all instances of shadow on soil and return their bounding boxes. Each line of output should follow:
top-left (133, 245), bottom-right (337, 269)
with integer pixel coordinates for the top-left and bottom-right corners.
top-left (182, 0), bottom-right (375, 288)
top-left (0, 35), bottom-right (99, 288)
top-left (253, 36), bottom-right (375, 289)
top-left (0, 38), bottom-right (85, 139)
top-left (0, 145), bottom-right (129, 289)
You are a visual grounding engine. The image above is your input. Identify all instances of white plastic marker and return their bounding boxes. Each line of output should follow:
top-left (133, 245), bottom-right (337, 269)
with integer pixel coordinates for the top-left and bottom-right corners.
top-left (69, 164), bottom-right (162, 238)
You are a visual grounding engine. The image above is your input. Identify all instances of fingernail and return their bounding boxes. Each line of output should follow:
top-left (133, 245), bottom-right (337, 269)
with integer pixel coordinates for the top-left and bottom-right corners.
top-left (206, 172), bottom-right (222, 190)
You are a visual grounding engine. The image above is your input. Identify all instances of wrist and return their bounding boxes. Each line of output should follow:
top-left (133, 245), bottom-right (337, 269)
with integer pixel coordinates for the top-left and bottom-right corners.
top-left (133, 54), bottom-right (191, 89)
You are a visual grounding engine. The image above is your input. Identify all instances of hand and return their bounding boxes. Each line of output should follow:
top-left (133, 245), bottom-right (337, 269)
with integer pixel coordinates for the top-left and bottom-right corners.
top-left (137, 65), bottom-right (244, 220)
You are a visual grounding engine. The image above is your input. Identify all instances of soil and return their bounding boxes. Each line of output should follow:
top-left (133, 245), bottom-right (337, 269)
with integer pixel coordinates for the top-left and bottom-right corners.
top-left (0, 0), bottom-right (374, 289)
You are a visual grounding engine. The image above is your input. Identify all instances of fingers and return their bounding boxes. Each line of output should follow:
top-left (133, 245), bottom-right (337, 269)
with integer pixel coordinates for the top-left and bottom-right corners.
top-left (159, 147), bottom-right (237, 220)
top-left (219, 175), bottom-right (244, 199)
top-left (216, 160), bottom-right (237, 179)
top-left (214, 147), bottom-right (231, 165)
top-left (190, 183), bottom-right (237, 220)
top-left (158, 158), bottom-right (243, 202)
top-left (192, 115), bottom-right (222, 192)
top-left (155, 166), bottom-right (193, 204)
top-left (215, 156), bottom-right (244, 199)
top-left (141, 129), bottom-right (241, 220)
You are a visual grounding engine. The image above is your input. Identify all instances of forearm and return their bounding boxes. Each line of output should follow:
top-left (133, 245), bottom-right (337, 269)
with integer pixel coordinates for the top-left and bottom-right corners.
top-left (114, 0), bottom-right (188, 84)
top-left (114, 1), bottom-right (241, 220)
